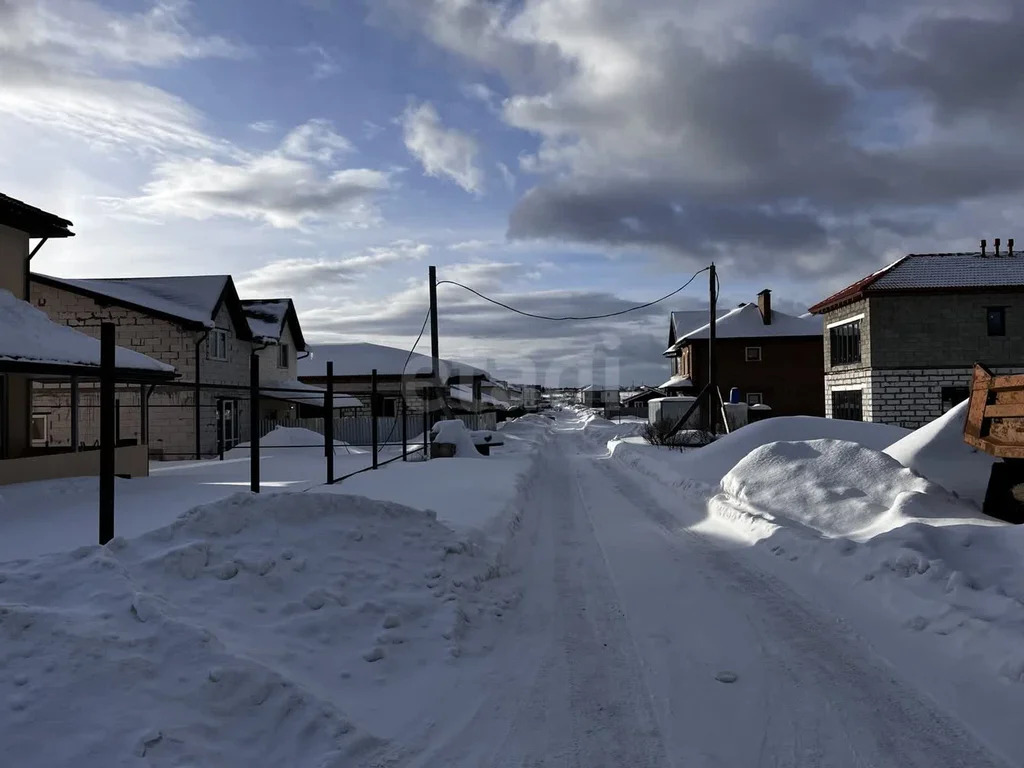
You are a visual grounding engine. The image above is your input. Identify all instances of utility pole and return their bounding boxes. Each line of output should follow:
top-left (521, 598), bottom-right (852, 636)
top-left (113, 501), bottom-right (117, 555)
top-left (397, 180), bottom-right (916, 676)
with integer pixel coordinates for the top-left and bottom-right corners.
top-left (429, 265), bottom-right (440, 382)
top-left (707, 262), bottom-right (718, 433)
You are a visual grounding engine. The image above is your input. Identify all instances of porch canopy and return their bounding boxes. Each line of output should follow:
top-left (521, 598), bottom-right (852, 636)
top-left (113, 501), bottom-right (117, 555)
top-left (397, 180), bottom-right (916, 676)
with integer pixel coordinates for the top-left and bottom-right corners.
top-left (261, 379), bottom-right (362, 409)
top-left (0, 288), bottom-right (175, 382)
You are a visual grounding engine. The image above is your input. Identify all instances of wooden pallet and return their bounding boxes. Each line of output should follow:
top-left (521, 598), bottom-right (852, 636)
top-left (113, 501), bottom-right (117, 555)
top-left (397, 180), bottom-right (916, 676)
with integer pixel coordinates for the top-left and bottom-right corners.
top-left (964, 363), bottom-right (1024, 458)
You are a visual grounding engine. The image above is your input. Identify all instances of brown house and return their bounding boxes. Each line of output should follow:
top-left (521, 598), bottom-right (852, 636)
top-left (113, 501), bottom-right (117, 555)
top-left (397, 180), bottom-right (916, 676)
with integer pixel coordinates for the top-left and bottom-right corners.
top-left (663, 290), bottom-right (825, 416)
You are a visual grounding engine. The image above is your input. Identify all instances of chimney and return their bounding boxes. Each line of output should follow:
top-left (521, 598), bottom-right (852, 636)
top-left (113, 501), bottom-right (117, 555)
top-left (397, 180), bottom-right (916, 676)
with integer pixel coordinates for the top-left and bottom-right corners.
top-left (995, 237), bottom-right (1002, 256)
top-left (1010, 238), bottom-right (1015, 257)
top-left (981, 239), bottom-right (987, 256)
top-left (757, 289), bottom-right (772, 325)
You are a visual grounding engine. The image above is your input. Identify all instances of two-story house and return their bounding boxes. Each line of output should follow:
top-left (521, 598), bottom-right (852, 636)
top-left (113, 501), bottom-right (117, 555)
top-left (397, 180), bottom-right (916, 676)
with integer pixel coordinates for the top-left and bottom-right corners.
top-left (0, 193), bottom-right (174, 484)
top-left (241, 298), bottom-right (360, 420)
top-left (31, 273), bottom-right (252, 458)
top-left (663, 290), bottom-right (824, 415)
top-left (808, 244), bottom-right (1024, 427)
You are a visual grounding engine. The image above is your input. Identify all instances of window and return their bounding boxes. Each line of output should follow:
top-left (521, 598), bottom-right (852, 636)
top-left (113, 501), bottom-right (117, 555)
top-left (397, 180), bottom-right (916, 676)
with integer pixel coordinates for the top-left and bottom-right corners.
top-left (746, 392), bottom-right (763, 406)
top-left (941, 386), bottom-right (969, 413)
top-left (209, 329), bottom-right (228, 361)
top-left (277, 344), bottom-right (290, 368)
top-left (379, 397), bottom-right (397, 418)
top-left (829, 319), bottom-right (862, 366)
top-left (745, 346), bottom-right (762, 362)
top-left (987, 307), bottom-right (1006, 337)
top-left (832, 390), bottom-right (863, 421)
top-left (30, 413), bottom-right (48, 447)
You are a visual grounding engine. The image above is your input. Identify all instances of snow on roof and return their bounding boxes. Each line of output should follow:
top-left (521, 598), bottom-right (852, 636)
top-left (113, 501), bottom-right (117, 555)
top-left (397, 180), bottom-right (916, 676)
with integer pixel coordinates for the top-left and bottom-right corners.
top-left (35, 274), bottom-right (230, 327)
top-left (809, 252), bottom-right (1024, 313)
top-left (242, 300), bottom-right (289, 342)
top-left (658, 375), bottom-right (693, 389)
top-left (677, 303), bottom-right (822, 341)
top-left (0, 289), bottom-right (174, 373)
top-left (580, 384), bottom-right (618, 391)
top-left (298, 342), bottom-right (490, 381)
top-left (261, 379), bottom-right (361, 409)
top-left (450, 384), bottom-right (508, 409)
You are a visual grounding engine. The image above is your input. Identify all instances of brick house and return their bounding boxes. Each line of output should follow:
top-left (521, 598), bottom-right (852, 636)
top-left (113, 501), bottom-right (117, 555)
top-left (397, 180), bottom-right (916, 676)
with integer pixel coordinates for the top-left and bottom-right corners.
top-left (30, 273), bottom-right (253, 458)
top-left (241, 298), bottom-right (360, 421)
top-left (808, 243), bottom-right (1024, 428)
top-left (0, 193), bottom-right (174, 484)
top-left (663, 290), bottom-right (824, 415)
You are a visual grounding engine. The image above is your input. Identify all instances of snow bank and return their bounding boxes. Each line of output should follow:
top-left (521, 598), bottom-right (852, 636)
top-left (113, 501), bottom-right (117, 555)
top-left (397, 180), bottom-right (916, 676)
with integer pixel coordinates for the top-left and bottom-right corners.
top-left (240, 426), bottom-right (349, 449)
top-left (0, 492), bottom-right (507, 766)
top-left (884, 400), bottom-right (995, 508)
top-left (611, 415), bottom-right (909, 487)
top-left (720, 439), bottom-right (987, 540)
top-left (432, 419), bottom-right (482, 457)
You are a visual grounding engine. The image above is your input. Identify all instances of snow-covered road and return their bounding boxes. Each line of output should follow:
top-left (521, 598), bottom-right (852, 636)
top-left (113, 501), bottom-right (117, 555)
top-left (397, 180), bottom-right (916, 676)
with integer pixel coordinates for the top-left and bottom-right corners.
top-left (393, 422), bottom-right (1013, 767)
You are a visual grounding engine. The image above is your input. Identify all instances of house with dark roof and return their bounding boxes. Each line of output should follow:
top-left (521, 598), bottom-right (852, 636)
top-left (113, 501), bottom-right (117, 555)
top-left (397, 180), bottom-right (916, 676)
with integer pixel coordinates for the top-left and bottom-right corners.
top-left (30, 273), bottom-right (253, 458)
top-left (241, 299), bottom-right (360, 420)
top-left (808, 240), bottom-right (1024, 427)
top-left (0, 193), bottom-right (175, 483)
top-left (663, 290), bottom-right (824, 415)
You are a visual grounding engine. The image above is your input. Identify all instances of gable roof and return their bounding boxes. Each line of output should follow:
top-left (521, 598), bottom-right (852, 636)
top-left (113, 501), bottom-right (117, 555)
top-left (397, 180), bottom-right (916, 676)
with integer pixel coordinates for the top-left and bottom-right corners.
top-left (241, 299), bottom-right (307, 351)
top-left (31, 274), bottom-right (253, 338)
top-left (673, 302), bottom-right (821, 344)
top-left (0, 193), bottom-right (74, 238)
top-left (809, 252), bottom-right (1024, 314)
top-left (297, 342), bottom-right (490, 382)
top-left (669, 309), bottom-right (730, 347)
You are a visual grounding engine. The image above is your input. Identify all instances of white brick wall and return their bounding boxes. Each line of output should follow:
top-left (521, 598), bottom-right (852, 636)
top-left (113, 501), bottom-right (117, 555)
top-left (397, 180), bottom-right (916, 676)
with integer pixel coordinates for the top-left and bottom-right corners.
top-left (826, 365), bottom-right (1024, 429)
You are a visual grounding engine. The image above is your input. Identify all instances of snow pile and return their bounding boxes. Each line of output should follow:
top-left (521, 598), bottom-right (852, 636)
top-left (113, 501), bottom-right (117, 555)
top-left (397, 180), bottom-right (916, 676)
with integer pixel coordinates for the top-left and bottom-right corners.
top-left (884, 400), bottom-right (995, 508)
top-left (719, 439), bottom-right (984, 540)
top-left (610, 415), bottom-right (909, 488)
top-left (234, 427), bottom-right (365, 454)
top-left (431, 419), bottom-right (482, 457)
top-left (0, 492), bottom-right (508, 766)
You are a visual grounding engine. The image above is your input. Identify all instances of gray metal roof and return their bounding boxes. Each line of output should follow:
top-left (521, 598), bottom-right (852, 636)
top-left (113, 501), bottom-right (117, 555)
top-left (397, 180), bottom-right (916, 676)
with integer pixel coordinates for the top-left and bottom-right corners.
top-left (871, 253), bottom-right (1024, 291)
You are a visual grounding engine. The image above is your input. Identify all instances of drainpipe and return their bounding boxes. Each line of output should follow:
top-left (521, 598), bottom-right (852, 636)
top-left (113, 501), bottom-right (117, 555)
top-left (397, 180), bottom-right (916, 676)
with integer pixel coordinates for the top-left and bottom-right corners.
top-left (194, 328), bottom-right (211, 460)
top-left (25, 237), bottom-right (48, 301)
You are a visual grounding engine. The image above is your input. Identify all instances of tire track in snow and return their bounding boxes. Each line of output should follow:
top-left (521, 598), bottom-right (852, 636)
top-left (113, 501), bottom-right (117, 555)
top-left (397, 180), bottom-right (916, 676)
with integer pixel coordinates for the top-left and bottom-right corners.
top-left (591, 451), bottom-right (1012, 768)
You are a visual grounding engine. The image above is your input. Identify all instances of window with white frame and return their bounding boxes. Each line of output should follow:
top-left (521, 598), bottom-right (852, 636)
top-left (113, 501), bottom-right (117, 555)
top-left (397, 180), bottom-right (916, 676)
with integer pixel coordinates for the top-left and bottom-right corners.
top-left (277, 343), bottom-right (290, 368)
top-left (746, 392), bottom-right (763, 406)
top-left (745, 346), bottom-right (762, 362)
top-left (31, 413), bottom-right (48, 446)
top-left (209, 329), bottom-right (228, 361)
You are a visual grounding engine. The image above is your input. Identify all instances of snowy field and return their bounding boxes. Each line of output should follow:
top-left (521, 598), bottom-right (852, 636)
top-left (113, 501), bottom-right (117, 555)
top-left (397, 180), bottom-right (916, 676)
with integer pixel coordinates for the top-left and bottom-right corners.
top-left (3, 406), bottom-right (1024, 765)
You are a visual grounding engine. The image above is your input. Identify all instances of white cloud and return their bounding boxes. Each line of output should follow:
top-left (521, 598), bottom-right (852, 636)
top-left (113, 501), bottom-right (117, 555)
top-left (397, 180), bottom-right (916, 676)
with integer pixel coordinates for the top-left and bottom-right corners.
top-left (0, 0), bottom-right (246, 68)
top-left (248, 120), bottom-right (277, 133)
top-left (279, 119), bottom-right (353, 163)
top-left (237, 241), bottom-right (430, 295)
top-left (496, 161), bottom-right (516, 190)
top-left (299, 43), bottom-right (340, 79)
top-left (400, 102), bottom-right (484, 194)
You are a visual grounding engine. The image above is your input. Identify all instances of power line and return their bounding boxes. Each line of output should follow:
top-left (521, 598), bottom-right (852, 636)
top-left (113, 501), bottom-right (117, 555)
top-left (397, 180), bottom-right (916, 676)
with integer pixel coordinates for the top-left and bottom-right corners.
top-left (435, 266), bottom-right (710, 322)
top-left (381, 306), bottom-right (431, 450)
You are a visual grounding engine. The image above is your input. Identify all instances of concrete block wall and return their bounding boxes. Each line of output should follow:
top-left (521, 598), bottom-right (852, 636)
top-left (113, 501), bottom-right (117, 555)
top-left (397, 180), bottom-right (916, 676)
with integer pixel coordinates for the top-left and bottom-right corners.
top-left (822, 369), bottom-right (874, 420)
top-left (30, 282), bottom-right (253, 459)
top-left (822, 298), bottom-right (871, 374)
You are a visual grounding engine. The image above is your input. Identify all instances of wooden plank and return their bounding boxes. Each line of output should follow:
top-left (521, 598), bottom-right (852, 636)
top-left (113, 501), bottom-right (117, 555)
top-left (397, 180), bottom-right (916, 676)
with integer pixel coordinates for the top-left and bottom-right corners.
top-left (983, 403), bottom-right (1024, 418)
top-left (990, 374), bottom-right (1024, 391)
top-left (965, 389), bottom-right (988, 439)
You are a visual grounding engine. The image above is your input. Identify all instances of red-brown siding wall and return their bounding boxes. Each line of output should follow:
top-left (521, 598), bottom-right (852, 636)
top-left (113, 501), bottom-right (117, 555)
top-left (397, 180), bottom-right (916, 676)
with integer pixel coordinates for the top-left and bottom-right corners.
top-left (686, 337), bottom-right (824, 417)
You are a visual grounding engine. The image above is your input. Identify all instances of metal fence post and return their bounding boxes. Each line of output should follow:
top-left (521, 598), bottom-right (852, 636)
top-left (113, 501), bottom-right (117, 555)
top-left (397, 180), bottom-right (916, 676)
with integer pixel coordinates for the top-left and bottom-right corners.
top-left (423, 392), bottom-right (429, 460)
top-left (325, 361), bottom-right (335, 483)
top-left (371, 368), bottom-right (379, 469)
top-left (401, 396), bottom-right (408, 460)
top-left (99, 323), bottom-right (115, 545)
top-left (70, 375), bottom-right (80, 452)
top-left (250, 352), bottom-right (260, 493)
top-left (217, 398), bottom-right (225, 460)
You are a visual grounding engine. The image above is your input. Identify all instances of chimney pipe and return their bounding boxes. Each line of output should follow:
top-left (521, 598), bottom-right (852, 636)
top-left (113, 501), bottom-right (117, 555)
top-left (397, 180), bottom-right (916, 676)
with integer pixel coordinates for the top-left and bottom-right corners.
top-left (995, 237), bottom-right (1001, 256)
top-left (1010, 238), bottom-right (1015, 257)
top-left (757, 289), bottom-right (772, 325)
top-left (981, 239), bottom-right (987, 256)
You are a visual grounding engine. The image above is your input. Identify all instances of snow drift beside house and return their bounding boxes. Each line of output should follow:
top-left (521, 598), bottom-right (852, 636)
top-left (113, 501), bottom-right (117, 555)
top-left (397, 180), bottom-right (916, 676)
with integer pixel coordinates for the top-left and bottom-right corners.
top-left (432, 419), bottom-right (483, 457)
top-left (884, 399), bottom-right (995, 508)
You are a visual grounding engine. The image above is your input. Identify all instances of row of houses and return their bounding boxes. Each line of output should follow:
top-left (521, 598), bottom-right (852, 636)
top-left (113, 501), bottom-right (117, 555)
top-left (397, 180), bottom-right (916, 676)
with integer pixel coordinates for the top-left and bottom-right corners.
top-left (0, 192), bottom-right (532, 485)
top-left (655, 244), bottom-right (1024, 429)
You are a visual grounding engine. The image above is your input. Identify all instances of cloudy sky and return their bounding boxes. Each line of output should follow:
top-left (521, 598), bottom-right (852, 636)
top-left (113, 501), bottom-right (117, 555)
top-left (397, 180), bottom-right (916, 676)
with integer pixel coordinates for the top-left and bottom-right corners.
top-left (4, 0), bottom-right (1021, 386)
